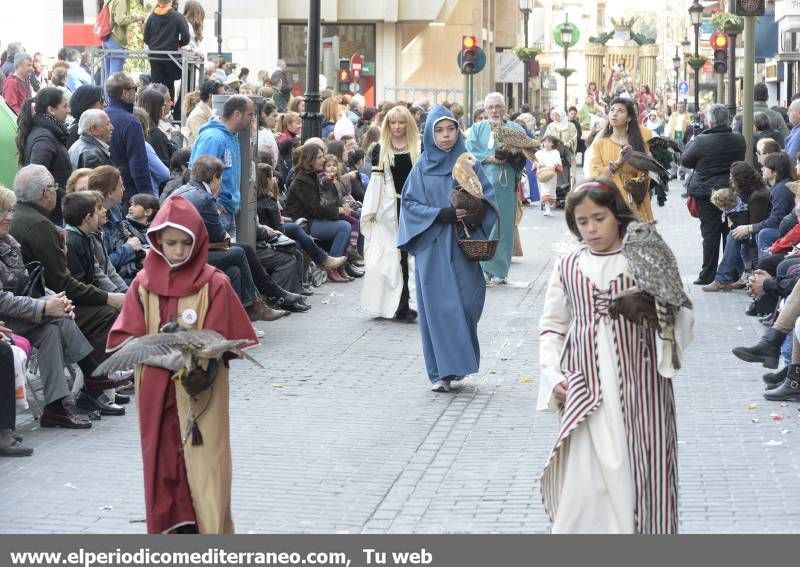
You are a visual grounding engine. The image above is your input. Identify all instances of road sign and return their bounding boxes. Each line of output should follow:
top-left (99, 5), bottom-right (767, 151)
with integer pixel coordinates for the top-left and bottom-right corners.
top-left (456, 46), bottom-right (487, 74)
top-left (349, 83), bottom-right (360, 93)
top-left (678, 81), bottom-right (689, 95)
top-left (350, 53), bottom-right (363, 82)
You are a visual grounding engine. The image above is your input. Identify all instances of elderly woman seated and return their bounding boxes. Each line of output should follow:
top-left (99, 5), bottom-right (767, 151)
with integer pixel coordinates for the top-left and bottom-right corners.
top-left (0, 186), bottom-right (124, 429)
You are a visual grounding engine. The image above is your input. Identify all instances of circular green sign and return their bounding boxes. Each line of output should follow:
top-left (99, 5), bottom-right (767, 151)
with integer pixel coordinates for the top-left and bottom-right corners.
top-left (553, 23), bottom-right (580, 49)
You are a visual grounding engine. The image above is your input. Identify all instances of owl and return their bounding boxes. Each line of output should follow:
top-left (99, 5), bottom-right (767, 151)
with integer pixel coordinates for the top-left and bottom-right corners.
top-left (489, 121), bottom-right (540, 163)
top-left (622, 221), bottom-right (692, 369)
top-left (451, 153), bottom-right (486, 230)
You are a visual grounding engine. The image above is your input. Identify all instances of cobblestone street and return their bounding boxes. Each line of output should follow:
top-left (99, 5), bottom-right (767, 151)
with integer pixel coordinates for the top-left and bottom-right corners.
top-left (2, 179), bottom-right (799, 534)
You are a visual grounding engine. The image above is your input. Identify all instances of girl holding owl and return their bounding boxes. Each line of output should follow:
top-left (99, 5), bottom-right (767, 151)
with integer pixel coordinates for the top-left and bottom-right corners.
top-left (537, 178), bottom-right (693, 533)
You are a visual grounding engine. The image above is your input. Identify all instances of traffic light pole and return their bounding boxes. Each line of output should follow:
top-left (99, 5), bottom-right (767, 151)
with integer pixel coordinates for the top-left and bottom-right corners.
top-left (301, 0), bottom-right (322, 141)
top-left (464, 73), bottom-right (474, 128)
top-left (742, 16), bottom-right (756, 166)
top-left (727, 0), bottom-right (738, 119)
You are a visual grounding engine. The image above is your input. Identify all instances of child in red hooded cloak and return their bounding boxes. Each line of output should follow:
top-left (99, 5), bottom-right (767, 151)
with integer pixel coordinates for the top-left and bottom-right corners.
top-left (106, 196), bottom-right (258, 534)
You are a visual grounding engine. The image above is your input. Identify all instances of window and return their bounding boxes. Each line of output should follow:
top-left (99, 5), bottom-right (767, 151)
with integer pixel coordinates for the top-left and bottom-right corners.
top-left (63, 0), bottom-right (84, 24)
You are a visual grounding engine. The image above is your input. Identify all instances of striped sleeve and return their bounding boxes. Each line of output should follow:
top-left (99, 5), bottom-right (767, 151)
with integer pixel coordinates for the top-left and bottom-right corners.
top-left (537, 261), bottom-right (572, 412)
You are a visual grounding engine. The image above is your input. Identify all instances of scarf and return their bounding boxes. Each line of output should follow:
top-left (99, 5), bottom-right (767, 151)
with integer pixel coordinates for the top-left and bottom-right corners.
top-left (33, 113), bottom-right (68, 144)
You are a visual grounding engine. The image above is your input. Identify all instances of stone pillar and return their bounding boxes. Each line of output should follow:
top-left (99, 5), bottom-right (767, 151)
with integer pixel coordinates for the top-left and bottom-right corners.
top-left (585, 43), bottom-right (606, 92)
top-left (639, 44), bottom-right (659, 90)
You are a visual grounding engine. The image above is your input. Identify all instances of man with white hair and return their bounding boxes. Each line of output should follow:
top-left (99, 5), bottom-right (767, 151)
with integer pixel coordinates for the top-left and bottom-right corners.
top-left (68, 109), bottom-right (114, 169)
top-left (2, 52), bottom-right (33, 114)
top-left (466, 92), bottom-right (527, 285)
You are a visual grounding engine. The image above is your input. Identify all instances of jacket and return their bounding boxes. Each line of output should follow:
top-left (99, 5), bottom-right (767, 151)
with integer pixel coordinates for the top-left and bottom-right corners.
top-left (108, 0), bottom-right (138, 48)
top-left (186, 100), bottom-right (212, 145)
top-left (748, 188), bottom-right (771, 226)
top-left (102, 205), bottom-right (141, 279)
top-left (10, 202), bottom-right (107, 305)
top-left (682, 125), bottom-right (747, 199)
top-left (68, 134), bottom-right (113, 169)
top-left (189, 119), bottom-right (240, 214)
top-left (143, 6), bottom-right (190, 55)
top-left (0, 234), bottom-right (47, 322)
top-left (148, 126), bottom-right (173, 167)
top-left (786, 123), bottom-right (800, 163)
top-left (285, 170), bottom-right (340, 223)
top-left (169, 180), bottom-right (226, 243)
top-left (753, 101), bottom-right (790, 138)
top-left (24, 116), bottom-right (73, 191)
top-left (752, 178), bottom-right (795, 234)
top-left (2, 74), bottom-right (30, 114)
top-left (769, 222), bottom-right (800, 254)
top-left (65, 225), bottom-right (97, 286)
top-left (91, 231), bottom-right (127, 293)
top-left (106, 97), bottom-right (152, 201)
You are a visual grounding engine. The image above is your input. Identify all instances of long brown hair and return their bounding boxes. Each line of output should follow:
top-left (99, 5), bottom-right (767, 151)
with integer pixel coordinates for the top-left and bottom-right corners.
top-left (565, 177), bottom-right (637, 241)
top-left (603, 97), bottom-right (647, 153)
top-left (87, 165), bottom-right (122, 198)
top-left (182, 0), bottom-right (205, 42)
top-left (294, 144), bottom-right (323, 173)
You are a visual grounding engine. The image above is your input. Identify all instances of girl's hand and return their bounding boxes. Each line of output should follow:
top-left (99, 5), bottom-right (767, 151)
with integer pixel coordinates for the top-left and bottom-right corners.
top-left (553, 380), bottom-right (568, 404)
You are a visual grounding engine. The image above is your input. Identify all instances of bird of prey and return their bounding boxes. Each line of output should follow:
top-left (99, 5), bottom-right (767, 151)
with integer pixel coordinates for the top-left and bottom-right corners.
top-left (93, 322), bottom-right (261, 380)
top-left (489, 120), bottom-right (540, 164)
top-left (622, 221), bottom-right (692, 369)
top-left (623, 173), bottom-right (650, 205)
top-left (451, 152), bottom-right (487, 230)
top-left (619, 145), bottom-right (670, 183)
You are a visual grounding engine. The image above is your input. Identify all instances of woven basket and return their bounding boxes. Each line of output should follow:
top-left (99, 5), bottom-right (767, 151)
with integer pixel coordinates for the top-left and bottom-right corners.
top-left (536, 167), bottom-right (556, 183)
top-left (458, 238), bottom-right (499, 262)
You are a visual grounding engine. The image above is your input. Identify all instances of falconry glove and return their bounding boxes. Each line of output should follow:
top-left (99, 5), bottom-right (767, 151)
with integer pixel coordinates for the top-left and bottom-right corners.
top-left (610, 292), bottom-right (659, 330)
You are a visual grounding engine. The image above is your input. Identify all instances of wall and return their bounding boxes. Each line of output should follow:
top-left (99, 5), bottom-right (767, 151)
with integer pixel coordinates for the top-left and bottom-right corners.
top-left (0, 0), bottom-right (62, 61)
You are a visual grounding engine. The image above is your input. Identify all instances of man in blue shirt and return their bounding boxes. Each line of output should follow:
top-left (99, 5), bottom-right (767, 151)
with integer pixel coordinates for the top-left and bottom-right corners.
top-left (784, 100), bottom-right (800, 164)
top-left (189, 95), bottom-right (254, 238)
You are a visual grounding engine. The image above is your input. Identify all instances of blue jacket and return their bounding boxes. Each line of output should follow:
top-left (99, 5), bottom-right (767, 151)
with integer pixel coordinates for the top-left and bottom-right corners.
top-left (753, 178), bottom-right (795, 233)
top-left (169, 180), bottom-right (226, 243)
top-left (786, 123), bottom-right (800, 164)
top-left (189, 119), bottom-right (241, 214)
top-left (102, 205), bottom-right (139, 276)
top-left (106, 97), bottom-right (152, 201)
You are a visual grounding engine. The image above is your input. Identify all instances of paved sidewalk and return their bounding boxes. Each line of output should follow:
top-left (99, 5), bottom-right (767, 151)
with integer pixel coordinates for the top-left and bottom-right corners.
top-left (1, 179), bottom-right (798, 533)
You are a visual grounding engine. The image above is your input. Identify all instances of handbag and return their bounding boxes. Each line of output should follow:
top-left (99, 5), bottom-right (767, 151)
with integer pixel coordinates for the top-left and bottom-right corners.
top-left (686, 195), bottom-right (700, 218)
top-left (266, 233), bottom-right (297, 254)
top-left (20, 261), bottom-right (45, 298)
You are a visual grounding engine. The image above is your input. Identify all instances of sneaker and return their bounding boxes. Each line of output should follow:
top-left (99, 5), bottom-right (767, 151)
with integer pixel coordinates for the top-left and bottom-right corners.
top-left (543, 205), bottom-right (553, 217)
top-left (252, 325), bottom-right (265, 338)
top-left (490, 276), bottom-right (507, 285)
top-left (430, 380), bottom-right (450, 393)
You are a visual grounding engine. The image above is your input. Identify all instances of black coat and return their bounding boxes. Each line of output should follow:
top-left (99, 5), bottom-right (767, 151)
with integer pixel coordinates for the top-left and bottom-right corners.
top-left (285, 170), bottom-right (340, 222)
top-left (682, 125), bottom-right (746, 199)
top-left (24, 115), bottom-right (72, 190)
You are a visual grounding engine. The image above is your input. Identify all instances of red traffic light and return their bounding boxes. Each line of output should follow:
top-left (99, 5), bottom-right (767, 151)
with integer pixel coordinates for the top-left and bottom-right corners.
top-left (462, 35), bottom-right (477, 50)
top-left (710, 32), bottom-right (729, 50)
top-left (339, 69), bottom-right (351, 82)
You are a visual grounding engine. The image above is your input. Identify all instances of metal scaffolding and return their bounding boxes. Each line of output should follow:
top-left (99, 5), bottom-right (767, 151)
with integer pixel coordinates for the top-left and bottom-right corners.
top-left (91, 48), bottom-right (204, 127)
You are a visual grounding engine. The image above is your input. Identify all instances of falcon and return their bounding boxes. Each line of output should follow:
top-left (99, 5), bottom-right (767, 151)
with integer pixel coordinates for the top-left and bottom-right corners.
top-left (621, 221), bottom-right (692, 369)
top-left (489, 120), bottom-right (540, 163)
top-left (619, 146), bottom-right (670, 183)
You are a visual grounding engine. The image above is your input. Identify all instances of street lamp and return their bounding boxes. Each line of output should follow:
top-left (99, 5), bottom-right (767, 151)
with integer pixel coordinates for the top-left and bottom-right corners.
top-left (301, 0), bottom-right (322, 140)
top-left (673, 46), bottom-right (681, 108)
top-left (689, 0), bottom-right (704, 113)
top-left (560, 14), bottom-right (573, 109)
top-left (519, 0), bottom-right (532, 108)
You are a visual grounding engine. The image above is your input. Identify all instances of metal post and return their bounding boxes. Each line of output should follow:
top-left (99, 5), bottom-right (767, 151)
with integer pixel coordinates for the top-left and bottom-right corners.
top-left (742, 16), bottom-right (756, 166)
top-left (215, 0), bottom-right (222, 56)
top-left (563, 45), bottom-right (568, 109)
top-left (301, 0), bottom-right (322, 141)
top-left (717, 73), bottom-right (724, 105)
top-left (674, 47), bottom-right (680, 107)
top-left (726, 0), bottom-right (738, 118)
top-left (693, 23), bottom-right (700, 113)
top-left (522, 9), bottom-right (530, 107)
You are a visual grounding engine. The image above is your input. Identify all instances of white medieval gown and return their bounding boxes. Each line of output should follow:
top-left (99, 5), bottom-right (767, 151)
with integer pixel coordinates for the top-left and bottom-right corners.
top-left (537, 246), bottom-right (693, 534)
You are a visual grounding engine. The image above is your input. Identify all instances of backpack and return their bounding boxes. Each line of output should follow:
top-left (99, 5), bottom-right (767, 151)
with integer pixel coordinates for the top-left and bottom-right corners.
top-left (93, 2), bottom-right (112, 40)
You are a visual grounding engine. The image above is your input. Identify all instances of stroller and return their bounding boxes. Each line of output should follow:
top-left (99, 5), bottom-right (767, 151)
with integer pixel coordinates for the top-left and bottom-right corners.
top-left (554, 145), bottom-right (573, 208)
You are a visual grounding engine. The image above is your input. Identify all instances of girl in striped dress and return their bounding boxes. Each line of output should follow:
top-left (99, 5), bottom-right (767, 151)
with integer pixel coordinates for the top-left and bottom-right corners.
top-left (537, 178), bottom-right (693, 533)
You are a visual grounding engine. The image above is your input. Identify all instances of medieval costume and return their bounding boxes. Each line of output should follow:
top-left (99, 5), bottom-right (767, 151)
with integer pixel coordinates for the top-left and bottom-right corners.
top-left (398, 105), bottom-right (498, 386)
top-left (360, 142), bottom-right (417, 318)
top-left (466, 118), bottom-right (524, 281)
top-left (107, 196), bottom-right (258, 534)
top-left (537, 246), bottom-right (693, 533)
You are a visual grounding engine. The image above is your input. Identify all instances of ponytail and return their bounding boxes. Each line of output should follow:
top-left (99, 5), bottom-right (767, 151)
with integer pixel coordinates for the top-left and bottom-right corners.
top-left (15, 98), bottom-right (35, 166)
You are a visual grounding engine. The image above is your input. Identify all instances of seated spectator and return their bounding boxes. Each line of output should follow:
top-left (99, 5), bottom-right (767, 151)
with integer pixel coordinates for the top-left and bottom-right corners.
top-left (169, 156), bottom-right (300, 318)
top-left (255, 163), bottom-right (345, 294)
top-left (142, 83), bottom-right (185, 149)
top-left (132, 107), bottom-right (170, 195)
top-left (68, 109), bottom-right (114, 169)
top-left (186, 80), bottom-right (222, 145)
top-left (319, 154), bottom-right (363, 276)
top-left (285, 144), bottom-right (353, 282)
top-left (754, 112), bottom-right (785, 151)
top-left (160, 148), bottom-right (191, 201)
top-left (257, 101), bottom-right (280, 166)
top-left (66, 85), bottom-right (105, 148)
top-left (0, 340), bottom-right (30, 455)
top-left (138, 88), bottom-right (174, 167)
top-left (731, 152), bottom-right (796, 258)
top-left (5, 173), bottom-right (129, 422)
top-left (88, 165), bottom-right (145, 282)
top-left (321, 98), bottom-right (339, 140)
top-left (126, 193), bottom-right (159, 239)
top-left (16, 87), bottom-right (72, 225)
top-left (3, 52), bottom-right (33, 114)
top-left (66, 168), bottom-right (93, 194)
top-left (275, 111), bottom-right (301, 145)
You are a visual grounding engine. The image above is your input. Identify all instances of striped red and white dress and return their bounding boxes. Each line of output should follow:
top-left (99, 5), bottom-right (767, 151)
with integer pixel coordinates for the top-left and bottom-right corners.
top-left (537, 246), bottom-right (687, 534)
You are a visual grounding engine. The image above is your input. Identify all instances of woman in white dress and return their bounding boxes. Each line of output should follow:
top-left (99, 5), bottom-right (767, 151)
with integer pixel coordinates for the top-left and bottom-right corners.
top-left (538, 178), bottom-right (693, 533)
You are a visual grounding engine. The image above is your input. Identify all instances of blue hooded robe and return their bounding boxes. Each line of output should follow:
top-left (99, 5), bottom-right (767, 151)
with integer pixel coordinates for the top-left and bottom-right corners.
top-left (466, 119), bottom-right (525, 279)
top-left (397, 106), bottom-right (499, 384)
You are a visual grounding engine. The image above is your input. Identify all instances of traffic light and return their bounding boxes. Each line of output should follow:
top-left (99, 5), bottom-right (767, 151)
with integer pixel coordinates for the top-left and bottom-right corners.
top-left (735, 0), bottom-right (764, 16)
top-left (337, 59), bottom-right (351, 92)
top-left (710, 33), bottom-right (729, 74)
top-left (460, 35), bottom-right (478, 75)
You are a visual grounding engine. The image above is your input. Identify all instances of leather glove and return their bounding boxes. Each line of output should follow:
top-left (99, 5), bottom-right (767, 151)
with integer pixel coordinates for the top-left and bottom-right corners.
top-left (609, 292), bottom-right (659, 330)
top-left (179, 358), bottom-right (219, 398)
top-left (435, 207), bottom-right (458, 224)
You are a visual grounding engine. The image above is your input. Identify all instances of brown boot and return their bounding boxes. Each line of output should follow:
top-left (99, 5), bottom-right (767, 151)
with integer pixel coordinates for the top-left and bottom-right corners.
top-left (247, 299), bottom-right (289, 321)
top-left (326, 268), bottom-right (350, 283)
top-left (337, 267), bottom-right (354, 281)
top-left (322, 255), bottom-right (347, 270)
